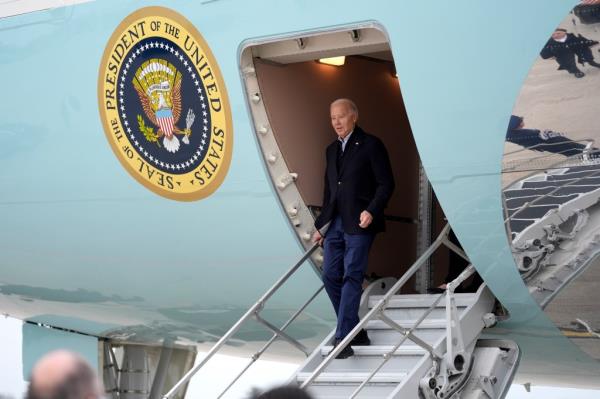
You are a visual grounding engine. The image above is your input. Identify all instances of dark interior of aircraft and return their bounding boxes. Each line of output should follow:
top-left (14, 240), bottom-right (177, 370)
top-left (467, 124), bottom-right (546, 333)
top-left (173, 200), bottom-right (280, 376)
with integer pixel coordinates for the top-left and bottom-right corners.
top-left (247, 32), bottom-right (456, 292)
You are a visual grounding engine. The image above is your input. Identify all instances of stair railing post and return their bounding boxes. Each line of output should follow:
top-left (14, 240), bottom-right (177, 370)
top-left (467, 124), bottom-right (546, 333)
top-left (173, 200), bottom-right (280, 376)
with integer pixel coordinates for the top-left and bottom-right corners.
top-left (216, 286), bottom-right (324, 399)
top-left (162, 244), bottom-right (319, 399)
top-left (444, 265), bottom-right (475, 374)
top-left (348, 292), bottom-right (446, 399)
top-left (300, 224), bottom-right (452, 390)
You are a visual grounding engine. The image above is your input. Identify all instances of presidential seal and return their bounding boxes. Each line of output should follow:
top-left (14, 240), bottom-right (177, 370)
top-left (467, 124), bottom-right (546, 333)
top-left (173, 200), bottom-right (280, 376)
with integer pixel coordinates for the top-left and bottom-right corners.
top-left (98, 7), bottom-right (233, 201)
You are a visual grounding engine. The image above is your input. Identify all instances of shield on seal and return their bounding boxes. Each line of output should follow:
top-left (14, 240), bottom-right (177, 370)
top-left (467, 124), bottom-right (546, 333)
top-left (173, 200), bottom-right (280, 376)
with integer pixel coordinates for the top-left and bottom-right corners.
top-left (155, 108), bottom-right (175, 138)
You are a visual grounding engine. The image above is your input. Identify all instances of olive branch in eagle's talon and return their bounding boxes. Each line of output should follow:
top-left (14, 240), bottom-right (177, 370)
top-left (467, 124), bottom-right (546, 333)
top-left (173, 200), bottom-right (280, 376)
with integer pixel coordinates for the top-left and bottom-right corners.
top-left (137, 115), bottom-right (161, 148)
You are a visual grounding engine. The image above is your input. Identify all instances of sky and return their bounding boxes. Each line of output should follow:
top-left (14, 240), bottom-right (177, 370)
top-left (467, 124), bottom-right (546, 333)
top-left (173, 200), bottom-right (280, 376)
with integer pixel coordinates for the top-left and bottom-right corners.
top-left (1, 316), bottom-right (599, 399)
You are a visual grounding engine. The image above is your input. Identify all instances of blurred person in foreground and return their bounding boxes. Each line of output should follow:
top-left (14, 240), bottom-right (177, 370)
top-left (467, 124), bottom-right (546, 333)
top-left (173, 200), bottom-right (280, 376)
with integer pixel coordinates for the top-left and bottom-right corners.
top-left (25, 350), bottom-right (102, 399)
top-left (250, 385), bottom-right (313, 399)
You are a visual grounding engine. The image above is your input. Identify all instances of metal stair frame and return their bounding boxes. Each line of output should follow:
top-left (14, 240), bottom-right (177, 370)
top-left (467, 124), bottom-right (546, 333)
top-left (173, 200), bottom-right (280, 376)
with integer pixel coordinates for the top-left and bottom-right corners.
top-left (298, 224), bottom-right (453, 389)
top-left (162, 222), bottom-right (500, 399)
top-left (292, 280), bottom-right (495, 399)
top-left (162, 244), bottom-right (323, 399)
top-left (297, 224), bottom-right (496, 398)
top-left (415, 284), bottom-right (495, 399)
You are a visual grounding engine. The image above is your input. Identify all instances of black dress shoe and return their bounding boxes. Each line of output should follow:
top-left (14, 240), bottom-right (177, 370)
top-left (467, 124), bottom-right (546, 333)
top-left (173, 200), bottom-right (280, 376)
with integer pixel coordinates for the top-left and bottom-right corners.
top-left (350, 329), bottom-right (371, 346)
top-left (333, 339), bottom-right (354, 359)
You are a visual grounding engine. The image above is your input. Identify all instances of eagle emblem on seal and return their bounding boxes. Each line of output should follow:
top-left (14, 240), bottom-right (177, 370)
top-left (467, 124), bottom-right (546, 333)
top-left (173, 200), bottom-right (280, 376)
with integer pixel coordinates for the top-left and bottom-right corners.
top-left (133, 59), bottom-right (195, 153)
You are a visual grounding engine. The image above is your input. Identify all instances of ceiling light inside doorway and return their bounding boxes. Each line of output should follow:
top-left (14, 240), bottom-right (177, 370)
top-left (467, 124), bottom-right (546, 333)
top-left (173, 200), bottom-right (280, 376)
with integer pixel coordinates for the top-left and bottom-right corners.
top-left (318, 56), bottom-right (345, 66)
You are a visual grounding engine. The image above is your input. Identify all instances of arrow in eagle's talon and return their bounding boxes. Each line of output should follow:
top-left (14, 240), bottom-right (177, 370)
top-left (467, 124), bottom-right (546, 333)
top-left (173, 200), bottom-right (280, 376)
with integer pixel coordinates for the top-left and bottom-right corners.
top-left (186, 109), bottom-right (196, 130)
top-left (182, 110), bottom-right (195, 146)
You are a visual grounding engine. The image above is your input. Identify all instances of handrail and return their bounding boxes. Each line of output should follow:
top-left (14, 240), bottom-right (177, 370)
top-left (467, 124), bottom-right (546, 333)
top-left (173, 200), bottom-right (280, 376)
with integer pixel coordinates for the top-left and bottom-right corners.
top-left (217, 285), bottom-right (325, 399)
top-left (162, 244), bottom-right (320, 399)
top-left (349, 292), bottom-right (446, 398)
top-left (348, 264), bottom-right (476, 399)
top-left (300, 223), bottom-right (465, 389)
top-left (307, 205), bottom-right (417, 225)
top-left (164, 223), bottom-right (476, 398)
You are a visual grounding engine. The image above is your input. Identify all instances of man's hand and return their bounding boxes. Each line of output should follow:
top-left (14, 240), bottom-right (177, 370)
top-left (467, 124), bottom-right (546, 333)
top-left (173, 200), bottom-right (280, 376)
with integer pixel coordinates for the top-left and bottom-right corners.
top-left (359, 210), bottom-right (373, 229)
top-left (312, 230), bottom-right (324, 246)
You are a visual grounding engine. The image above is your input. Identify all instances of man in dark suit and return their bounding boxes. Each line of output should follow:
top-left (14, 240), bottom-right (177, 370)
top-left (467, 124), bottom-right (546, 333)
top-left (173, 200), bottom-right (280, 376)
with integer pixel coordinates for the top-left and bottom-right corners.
top-left (540, 28), bottom-right (600, 78)
top-left (312, 98), bottom-right (394, 359)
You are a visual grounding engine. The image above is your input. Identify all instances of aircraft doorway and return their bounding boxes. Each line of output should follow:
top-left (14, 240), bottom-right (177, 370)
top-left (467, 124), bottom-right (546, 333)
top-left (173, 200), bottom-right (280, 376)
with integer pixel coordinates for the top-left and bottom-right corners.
top-left (240, 26), bottom-right (448, 291)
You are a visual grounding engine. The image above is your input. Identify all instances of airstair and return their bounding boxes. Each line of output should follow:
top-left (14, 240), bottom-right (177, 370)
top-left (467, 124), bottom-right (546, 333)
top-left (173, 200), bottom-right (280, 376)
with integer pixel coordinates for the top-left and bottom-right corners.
top-left (162, 225), bottom-right (520, 399)
top-left (294, 284), bottom-right (516, 398)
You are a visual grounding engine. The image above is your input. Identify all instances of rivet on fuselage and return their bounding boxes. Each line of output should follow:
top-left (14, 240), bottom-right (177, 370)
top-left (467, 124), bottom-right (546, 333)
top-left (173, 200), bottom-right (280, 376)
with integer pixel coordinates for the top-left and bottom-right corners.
top-left (277, 173), bottom-right (298, 190)
top-left (251, 93), bottom-right (261, 103)
top-left (287, 205), bottom-right (299, 217)
top-left (258, 125), bottom-right (269, 135)
top-left (267, 152), bottom-right (278, 164)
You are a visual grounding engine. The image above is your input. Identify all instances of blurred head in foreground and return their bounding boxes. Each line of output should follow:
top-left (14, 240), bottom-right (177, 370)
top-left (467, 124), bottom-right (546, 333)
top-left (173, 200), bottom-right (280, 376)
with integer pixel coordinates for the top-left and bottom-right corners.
top-left (251, 385), bottom-right (313, 399)
top-left (26, 350), bottom-right (102, 399)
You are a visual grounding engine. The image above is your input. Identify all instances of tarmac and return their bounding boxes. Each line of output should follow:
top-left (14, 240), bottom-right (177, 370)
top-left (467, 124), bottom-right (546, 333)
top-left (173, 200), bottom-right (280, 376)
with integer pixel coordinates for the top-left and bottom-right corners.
top-left (502, 17), bottom-right (600, 188)
top-left (503, 14), bottom-right (600, 361)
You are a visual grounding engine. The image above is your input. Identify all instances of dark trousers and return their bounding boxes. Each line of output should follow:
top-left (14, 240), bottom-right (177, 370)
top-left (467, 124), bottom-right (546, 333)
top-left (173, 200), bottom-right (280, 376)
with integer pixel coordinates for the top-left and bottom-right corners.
top-left (322, 216), bottom-right (374, 340)
top-left (556, 47), bottom-right (596, 74)
top-left (557, 54), bottom-right (582, 74)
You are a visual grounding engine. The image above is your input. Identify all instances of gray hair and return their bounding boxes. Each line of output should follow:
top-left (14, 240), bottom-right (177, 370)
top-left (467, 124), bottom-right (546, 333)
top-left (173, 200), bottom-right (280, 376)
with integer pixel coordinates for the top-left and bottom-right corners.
top-left (331, 98), bottom-right (358, 117)
top-left (26, 357), bottom-right (100, 399)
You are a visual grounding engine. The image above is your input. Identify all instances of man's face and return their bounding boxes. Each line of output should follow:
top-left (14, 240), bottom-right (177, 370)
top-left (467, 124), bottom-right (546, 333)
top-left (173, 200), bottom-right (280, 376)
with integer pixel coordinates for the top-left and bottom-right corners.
top-left (552, 30), bottom-right (567, 40)
top-left (330, 103), bottom-right (357, 139)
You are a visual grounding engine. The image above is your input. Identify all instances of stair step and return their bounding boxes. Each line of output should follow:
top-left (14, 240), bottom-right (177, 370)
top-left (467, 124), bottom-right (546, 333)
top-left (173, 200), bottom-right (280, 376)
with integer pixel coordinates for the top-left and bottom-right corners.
top-left (304, 383), bottom-right (397, 399)
top-left (369, 293), bottom-right (476, 309)
top-left (291, 289), bottom-right (496, 399)
top-left (368, 327), bottom-right (444, 345)
top-left (379, 307), bottom-right (464, 321)
top-left (366, 319), bottom-right (447, 330)
top-left (320, 345), bottom-right (427, 356)
top-left (302, 352), bottom-right (424, 374)
top-left (297, 371), bottom-right (406, 384)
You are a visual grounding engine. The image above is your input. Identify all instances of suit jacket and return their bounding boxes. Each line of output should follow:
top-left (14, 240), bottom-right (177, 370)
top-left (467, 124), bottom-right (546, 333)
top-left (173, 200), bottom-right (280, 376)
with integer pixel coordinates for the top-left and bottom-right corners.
top-left (540, 33), bottom-right (598, 69)
top-left (315, 126), bottom-right (395, 235)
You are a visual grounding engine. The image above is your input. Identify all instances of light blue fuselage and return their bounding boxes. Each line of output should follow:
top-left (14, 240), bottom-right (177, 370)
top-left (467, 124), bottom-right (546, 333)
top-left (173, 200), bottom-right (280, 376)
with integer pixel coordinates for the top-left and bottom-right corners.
top-left (0, 0), bottom-right (597, 387)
